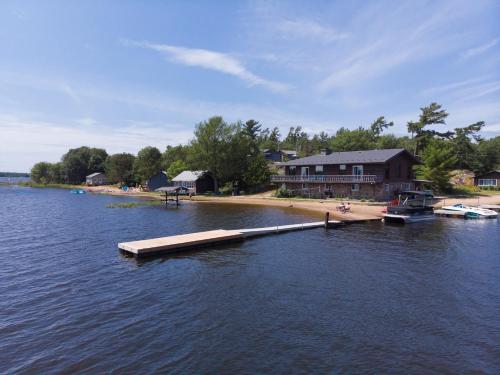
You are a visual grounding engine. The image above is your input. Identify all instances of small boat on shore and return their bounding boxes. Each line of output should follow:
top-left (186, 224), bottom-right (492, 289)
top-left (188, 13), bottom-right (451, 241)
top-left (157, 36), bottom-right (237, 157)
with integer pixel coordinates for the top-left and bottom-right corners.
top-left (383, 191), bottom-right (436, 224)
top-left (70, 189), bottom-right (86, 194)
top-left (441, 203), bottom-right (498, 219)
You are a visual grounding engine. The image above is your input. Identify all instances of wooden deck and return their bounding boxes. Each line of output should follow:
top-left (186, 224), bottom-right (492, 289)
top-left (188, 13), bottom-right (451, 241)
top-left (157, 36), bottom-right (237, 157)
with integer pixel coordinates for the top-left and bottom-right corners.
top-left (118, 229), bottom-right (244, 256)
top-left (118, 220), bottom-right (344, 257)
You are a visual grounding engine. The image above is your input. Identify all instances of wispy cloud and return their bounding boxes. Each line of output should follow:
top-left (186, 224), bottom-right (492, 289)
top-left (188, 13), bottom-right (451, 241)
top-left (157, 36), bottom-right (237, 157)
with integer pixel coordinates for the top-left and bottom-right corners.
top-left (461, 38), bottom-right (498, 59)
top-left (420, 76), bottom-right (500, 102)
top-left (276, 19), bottom-right (349, 43)
top-left (421, 77), bottom-right (488, 96)
top-left (317, 1), bottom-right (477, 92)
top-left (126, 40), bottom-right (290, 93)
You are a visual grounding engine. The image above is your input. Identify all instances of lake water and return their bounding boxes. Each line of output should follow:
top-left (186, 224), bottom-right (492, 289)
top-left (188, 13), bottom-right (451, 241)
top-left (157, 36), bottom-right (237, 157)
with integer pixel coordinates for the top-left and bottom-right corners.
top-left (1, 186), bottom-right (499, 374)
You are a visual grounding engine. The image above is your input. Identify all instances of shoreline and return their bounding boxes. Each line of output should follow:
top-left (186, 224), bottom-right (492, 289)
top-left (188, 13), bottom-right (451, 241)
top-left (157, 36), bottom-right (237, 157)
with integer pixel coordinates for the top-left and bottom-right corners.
top-left (67, 185), bottom-right (500, 222)
top-left (6, 183), bottom-right (500, 222)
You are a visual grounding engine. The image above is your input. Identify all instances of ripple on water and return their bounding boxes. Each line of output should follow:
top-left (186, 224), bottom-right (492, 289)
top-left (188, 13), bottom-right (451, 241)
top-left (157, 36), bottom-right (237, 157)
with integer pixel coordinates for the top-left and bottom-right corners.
top-left (0, 187), bottom-right (499, 374)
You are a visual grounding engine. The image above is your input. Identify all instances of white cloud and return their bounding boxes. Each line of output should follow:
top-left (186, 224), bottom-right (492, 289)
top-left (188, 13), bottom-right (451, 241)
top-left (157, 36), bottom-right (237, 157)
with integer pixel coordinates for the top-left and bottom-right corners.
top-left (0, 114), bottom-right (193, 172)
top-left (127, 41), bottom-right (291, 93)
top-left (75, 117), bottom-right (97, 126)
top-left (276, 19), bottom-right (349, 42)
top-left (461, 39), bottom-right (498, 59)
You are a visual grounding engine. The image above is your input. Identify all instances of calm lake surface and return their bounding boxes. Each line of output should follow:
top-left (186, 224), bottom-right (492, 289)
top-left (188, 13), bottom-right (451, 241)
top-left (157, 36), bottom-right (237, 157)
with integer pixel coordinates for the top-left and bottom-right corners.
top-left (1, 186), bottom-right (499, 374)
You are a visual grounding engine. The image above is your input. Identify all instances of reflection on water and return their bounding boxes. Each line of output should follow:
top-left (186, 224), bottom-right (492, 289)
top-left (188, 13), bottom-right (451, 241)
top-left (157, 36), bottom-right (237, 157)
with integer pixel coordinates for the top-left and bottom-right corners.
top-left (0, 187), bottom-right (499, 374)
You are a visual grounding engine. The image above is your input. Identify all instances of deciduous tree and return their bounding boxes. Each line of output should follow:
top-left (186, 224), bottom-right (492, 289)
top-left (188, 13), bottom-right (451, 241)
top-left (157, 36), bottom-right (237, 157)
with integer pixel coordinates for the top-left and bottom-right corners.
top-left (105, 153), bottom-right (136, 185)
top-left (133, 146), bottom-right (162, 183)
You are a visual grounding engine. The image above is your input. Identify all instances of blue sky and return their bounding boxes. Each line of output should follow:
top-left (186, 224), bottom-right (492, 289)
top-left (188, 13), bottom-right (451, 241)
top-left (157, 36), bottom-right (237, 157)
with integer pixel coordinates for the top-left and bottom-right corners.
top-left (1, 0), bottom-right (500, 172)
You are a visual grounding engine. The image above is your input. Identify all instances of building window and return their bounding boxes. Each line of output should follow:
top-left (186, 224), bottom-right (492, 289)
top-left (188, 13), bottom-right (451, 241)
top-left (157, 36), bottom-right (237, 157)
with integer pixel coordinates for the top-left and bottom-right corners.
top-left (351, 183), bottom-right (360, 192)
top-left (385, 165), bottom-right (390, 179)
top-left (384, 184), bottom-right (390, 192)
top-left (396, 163), bottom-right (401, 178)
top-left (340, 164), bottom-right (346, 170)
top-left (289, 166), bottom-right (296, 175)
top-left (315, 165), bottom-right (323, 174)
top-left (407, 166), bottom-right (412, 179)
top-left (478, 179), bottom-right (497, 186)
top-left (301, 167), bottom-right (309, 176)
top-left (401, 183), bottom-right (411, 191)
top-left (352, 165), bottom-right (363, 176)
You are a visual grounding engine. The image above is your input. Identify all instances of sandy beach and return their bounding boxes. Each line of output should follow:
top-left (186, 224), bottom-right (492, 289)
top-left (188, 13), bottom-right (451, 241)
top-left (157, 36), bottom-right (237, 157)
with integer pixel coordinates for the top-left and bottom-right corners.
top-left (84, 185), bottom-right (500, 221)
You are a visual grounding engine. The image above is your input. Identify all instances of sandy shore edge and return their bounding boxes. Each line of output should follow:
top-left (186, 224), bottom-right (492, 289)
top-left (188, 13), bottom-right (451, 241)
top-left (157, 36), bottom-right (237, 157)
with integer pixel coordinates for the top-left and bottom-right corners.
top-left (83, 186), bottom-right (500, 222)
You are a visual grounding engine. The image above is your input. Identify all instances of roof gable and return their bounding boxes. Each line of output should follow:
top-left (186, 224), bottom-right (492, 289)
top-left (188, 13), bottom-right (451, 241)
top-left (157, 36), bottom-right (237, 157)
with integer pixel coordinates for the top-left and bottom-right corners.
top-left (86, 172), bottom-right (105, 178)
top-left (172, 170), bottom-right (207, 182)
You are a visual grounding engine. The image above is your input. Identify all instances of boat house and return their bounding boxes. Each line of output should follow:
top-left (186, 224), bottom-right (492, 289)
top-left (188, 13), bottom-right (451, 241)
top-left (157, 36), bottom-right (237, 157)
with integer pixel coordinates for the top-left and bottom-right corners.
top-left (271, 148), bottom-right (421, 200)
top-left (86, 172), bottom-right (108, 186)
top-left (147, 171), bottom-right (168, 191)
top-left (474, 170), bottom-right (500, 188)
top-left (172, 171), bottom-right (215, 195)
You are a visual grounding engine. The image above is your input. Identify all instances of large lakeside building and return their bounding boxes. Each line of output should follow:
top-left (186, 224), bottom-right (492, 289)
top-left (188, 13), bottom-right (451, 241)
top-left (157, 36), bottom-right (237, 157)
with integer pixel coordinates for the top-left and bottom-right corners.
top-left (271, 148), bottom-right (421, 200)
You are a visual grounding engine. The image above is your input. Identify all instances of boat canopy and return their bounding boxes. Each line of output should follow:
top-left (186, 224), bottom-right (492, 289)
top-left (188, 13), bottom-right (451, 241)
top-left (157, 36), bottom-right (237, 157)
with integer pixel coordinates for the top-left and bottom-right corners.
top-left (401, 190), bottom-right (434, 197)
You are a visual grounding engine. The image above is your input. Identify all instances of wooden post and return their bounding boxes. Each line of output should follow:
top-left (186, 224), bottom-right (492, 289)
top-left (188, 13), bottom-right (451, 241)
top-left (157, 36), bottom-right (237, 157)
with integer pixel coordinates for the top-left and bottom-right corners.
top-left (176, 191), bottom-right (179, 206)
top-left (324, 211), bottom-right (330, 228)
top-left (165, 192), bottom-right (168, 207)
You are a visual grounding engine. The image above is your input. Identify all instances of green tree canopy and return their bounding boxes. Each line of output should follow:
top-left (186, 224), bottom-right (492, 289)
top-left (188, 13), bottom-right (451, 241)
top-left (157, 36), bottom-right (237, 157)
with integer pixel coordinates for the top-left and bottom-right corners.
top-left (330, 127), bottom-right (376, 151)
top-left (188, 116), bottom-right (233, 192)
top-left (133, 146), bottom-right (162, 183)
top-left (105, 153), bottom-right (136, 185)
top-left (407, 103), bottom-right (453, 156)
top-left (31, 162), bottom-right (52, 184)
top-left (166, 160), bottom-right (188, 180)
top-left (370, 116), bottom-right (394, 136)
top-left (415, 139), bottom-right (458, 193)
top-left (161, 145), bottom-right (191, 171)
top-left (61, 146), bottom-right (108, 184)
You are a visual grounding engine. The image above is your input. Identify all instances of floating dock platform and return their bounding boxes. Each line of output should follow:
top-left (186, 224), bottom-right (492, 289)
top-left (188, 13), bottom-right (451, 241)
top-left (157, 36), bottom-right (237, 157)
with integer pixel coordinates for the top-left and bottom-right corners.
top-left (118, 219), bottom-right (343, 257)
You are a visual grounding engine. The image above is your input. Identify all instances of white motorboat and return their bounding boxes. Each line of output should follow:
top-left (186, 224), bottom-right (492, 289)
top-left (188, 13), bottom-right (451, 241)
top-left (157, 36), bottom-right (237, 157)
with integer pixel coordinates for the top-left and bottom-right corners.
top-left (441, 203), bottom-right (498, 219)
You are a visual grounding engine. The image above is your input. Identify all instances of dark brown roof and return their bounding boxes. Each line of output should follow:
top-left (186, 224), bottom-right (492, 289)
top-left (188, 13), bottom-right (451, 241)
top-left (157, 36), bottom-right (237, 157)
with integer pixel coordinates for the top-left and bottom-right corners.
top-left (281, 149), bottom-right (419, 166)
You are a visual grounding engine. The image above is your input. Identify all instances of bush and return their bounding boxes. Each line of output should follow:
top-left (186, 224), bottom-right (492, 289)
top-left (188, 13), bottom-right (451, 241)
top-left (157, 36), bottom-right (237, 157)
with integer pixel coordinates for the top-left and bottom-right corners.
top-left (480, 186), bottom-right (500, 191)
top-left (275, 187), bottom-right (293, 198)
top-left (219, 182), bottom-right (233, 195)
top-left (452, 184), bottom-right (481, 195)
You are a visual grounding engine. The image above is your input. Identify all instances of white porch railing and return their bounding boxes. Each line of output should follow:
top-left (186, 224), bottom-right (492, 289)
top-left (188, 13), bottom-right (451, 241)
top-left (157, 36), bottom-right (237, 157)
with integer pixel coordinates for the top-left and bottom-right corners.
top-left (271, 174), bottom-right (383, 183)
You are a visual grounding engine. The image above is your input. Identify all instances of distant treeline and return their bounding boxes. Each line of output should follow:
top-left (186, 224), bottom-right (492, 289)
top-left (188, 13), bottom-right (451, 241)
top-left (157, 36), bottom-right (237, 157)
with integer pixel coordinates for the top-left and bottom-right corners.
top-left (30, 103), bottom-right (500, 193)
top-left (0, 172), bottom-right (29, 177)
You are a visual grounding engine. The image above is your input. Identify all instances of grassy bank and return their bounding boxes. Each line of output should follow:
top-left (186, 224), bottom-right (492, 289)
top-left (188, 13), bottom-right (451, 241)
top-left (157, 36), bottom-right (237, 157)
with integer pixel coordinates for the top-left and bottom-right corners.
top-left (106, 201), bottom-right (164, 208)
top-left (16, 182), bottom-right (85, 189)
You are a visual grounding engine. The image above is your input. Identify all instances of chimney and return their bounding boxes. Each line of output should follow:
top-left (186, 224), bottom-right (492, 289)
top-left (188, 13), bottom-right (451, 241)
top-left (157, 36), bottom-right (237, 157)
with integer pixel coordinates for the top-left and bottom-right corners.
top-left (320, 148), bottom-right (332, 155)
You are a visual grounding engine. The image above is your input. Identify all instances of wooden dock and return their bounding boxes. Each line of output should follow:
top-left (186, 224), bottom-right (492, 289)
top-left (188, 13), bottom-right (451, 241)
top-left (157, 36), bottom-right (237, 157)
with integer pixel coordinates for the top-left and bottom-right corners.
top-left (118, 219), bottom-right (343, 257)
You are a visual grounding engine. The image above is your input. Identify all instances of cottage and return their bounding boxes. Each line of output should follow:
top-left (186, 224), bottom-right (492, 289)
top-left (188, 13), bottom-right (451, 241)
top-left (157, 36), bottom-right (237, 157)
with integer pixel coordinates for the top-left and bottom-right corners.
top-left (86, 172), bottom-right (108, 186)
top-left (474, 171), bottom-right (500, 188)
top-left (171, 171), bottom-right (215, 195)
top-left (271, 148), bottom-right (421, 200)
top-left (147, 171), bottom-right (168, 191)
top-left (263, 149), bottom-right (298, 162)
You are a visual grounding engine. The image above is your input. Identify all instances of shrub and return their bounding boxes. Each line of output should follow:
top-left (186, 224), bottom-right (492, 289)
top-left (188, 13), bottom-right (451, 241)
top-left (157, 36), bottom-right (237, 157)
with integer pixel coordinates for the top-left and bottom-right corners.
top-left (275, 187), bottom-right (293, 198)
